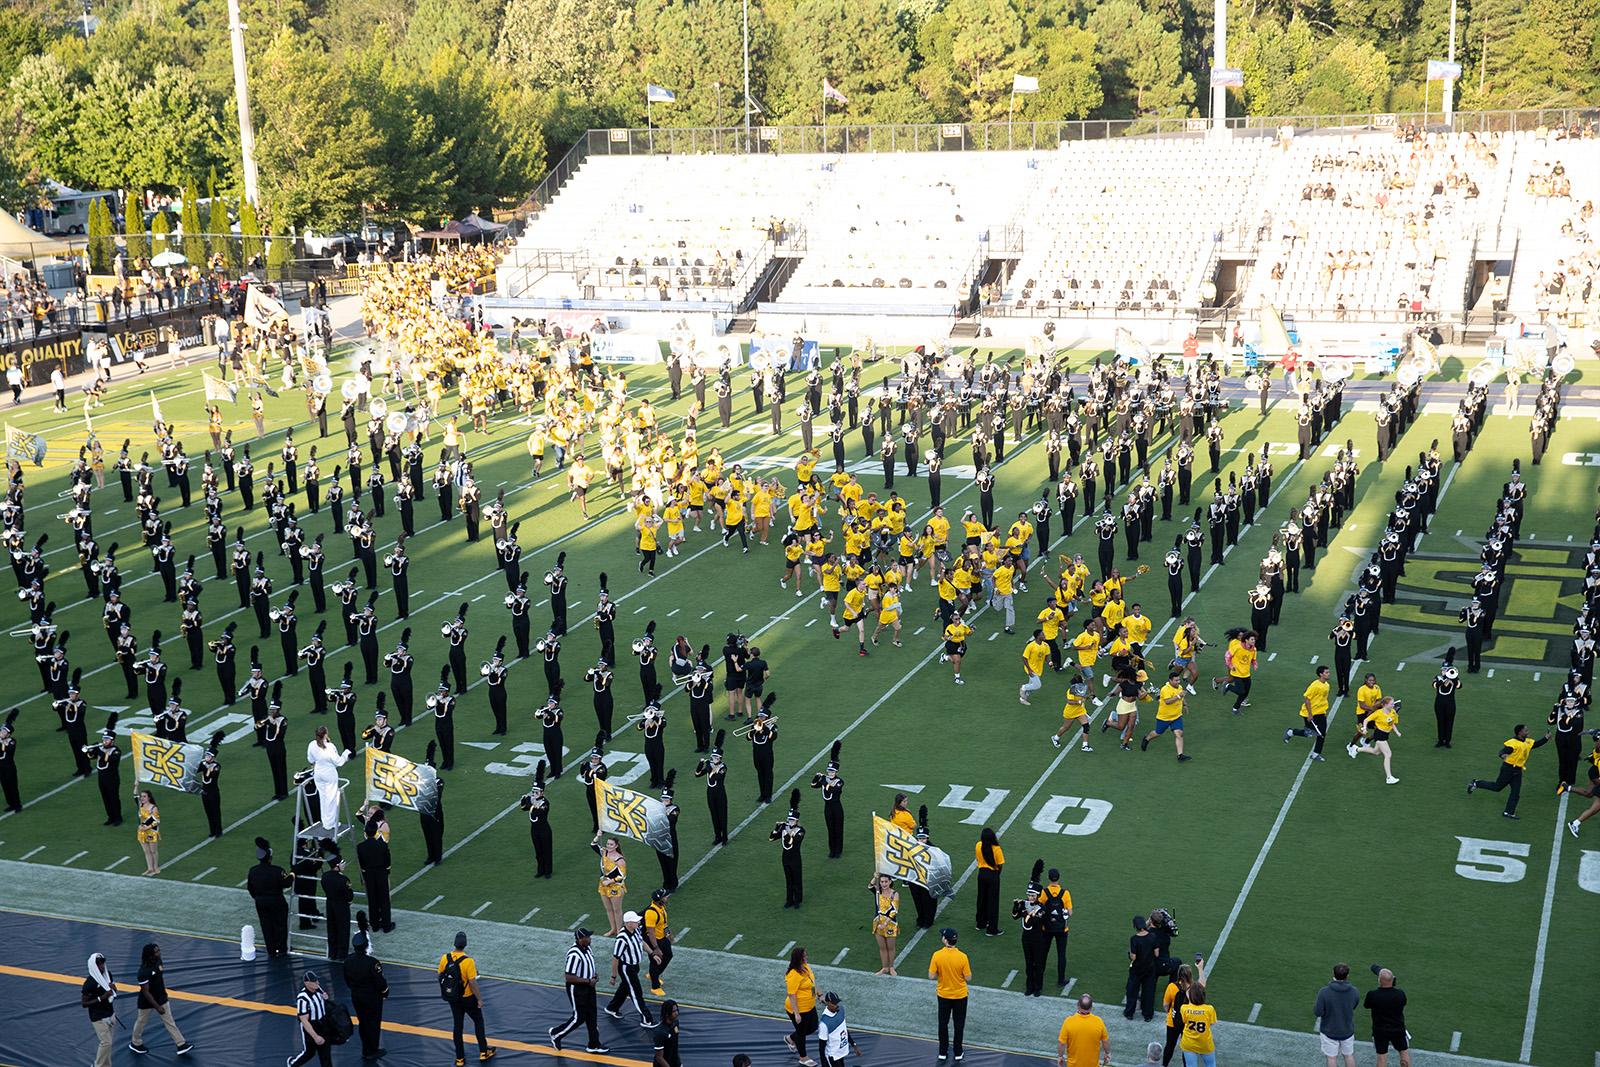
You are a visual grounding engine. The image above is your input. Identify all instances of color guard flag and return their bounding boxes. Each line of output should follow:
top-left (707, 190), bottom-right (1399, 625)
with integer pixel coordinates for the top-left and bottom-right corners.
top-left (594, 776), bottom-right (676, 856)
top-left (132, 732), bottom-right (205, 794)
top-left (364, 746), bottom-right (441, 817)
top-left (243, 285), bottom-right (289, 331)
top-left (149, 390), bottom-right (164, 426)
top-left (202, 372), bottom-right (238, 404)
top-left (872, 815), bottom-right (954, 897)
top-left (823, 79), bottom-right (849, 105)
top-left (3, 424), bottom-right (43, 466)
top-left (646, 84), bottom-right (677, 104)
top-left (1012, 74), bottom-right (1039, 94)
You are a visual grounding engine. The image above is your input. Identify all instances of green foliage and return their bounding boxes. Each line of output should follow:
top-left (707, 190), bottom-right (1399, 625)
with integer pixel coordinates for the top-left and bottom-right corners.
top-left (181, 180), bottom-right (207, 266)
top-left (150, 209), bottom-right (172, 254)
top-left (87, 196), bottom-right (113, 274)
top-left (1089, 0), bottom-right (1194, 119)
top-left (238, 198), bottom-right (264, 265)
top-left (265, 231), bottom-right (290, 279)
top-left (0, 5), bottom-right (47, 90)
top-left (124, 201), bottom-right (149, 263)
top-left (207, 193), bottom-right (236, 269)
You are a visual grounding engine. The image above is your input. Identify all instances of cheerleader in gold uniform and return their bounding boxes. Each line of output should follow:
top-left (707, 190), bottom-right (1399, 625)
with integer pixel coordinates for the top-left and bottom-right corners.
top-left (592, 835), bottom-right (627, 935)
top-left (136, 790), bottom-right (161, 875)
top-left (869, 874), bottom-right (900, 975)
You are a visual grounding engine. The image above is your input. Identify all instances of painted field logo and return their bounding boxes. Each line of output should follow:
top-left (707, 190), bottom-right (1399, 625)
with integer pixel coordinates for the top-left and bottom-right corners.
top-left (1387, 547), bottom-right (1582, 666)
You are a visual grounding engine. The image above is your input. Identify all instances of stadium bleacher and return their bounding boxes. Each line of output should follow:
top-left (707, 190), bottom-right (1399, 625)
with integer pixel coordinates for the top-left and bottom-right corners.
top-left (491, 124), bottom-right (1600, 333)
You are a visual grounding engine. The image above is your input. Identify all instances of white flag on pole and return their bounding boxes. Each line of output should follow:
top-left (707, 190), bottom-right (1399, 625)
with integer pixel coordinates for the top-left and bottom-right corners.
top-left (646, 84), bottom-right (677, 103)
top-left (823, 79), bottom-right (849, 105)
top-left (1012, 74), bottom-right (1039, 94)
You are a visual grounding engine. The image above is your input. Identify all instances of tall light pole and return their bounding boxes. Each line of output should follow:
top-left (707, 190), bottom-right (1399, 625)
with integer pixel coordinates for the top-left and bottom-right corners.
top-left (228, 0), bottom-right (261, 206)
top-left (1211, 0), bottom-right (1227, 132)
top-left (1443, 0), bottom-right (1458, 123)
top-left (742, 0), bottom-right (751, 150)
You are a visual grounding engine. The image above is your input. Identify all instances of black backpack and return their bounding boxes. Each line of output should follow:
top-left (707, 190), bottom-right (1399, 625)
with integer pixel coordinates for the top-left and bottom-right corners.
top-left (439, 954), bottom-right (465, 1002)
top-left (323, 1000), bottom-right (354, 1045)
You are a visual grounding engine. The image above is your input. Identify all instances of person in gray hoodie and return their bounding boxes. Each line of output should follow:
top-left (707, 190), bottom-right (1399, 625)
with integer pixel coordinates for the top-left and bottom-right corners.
top-left (1313, 963), bottom-right (1361, 1067)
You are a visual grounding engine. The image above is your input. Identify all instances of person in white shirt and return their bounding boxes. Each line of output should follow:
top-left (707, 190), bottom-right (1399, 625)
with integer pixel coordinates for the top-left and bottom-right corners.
top-left (816, 991), bottom-right (859, 1067)
top-left (6, 364), bottom-right (21, 404)
top-left (50, 367), bottom-right (66, 411)
top-left (306, 725), bottom-right (351, 830)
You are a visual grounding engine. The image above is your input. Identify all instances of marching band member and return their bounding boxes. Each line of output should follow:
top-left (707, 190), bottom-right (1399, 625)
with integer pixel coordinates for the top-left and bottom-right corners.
top-left (443, 602), bottom-right (470, 694)
top-left (385, 629), bottom-right (414, 726)
top-left (154, 679), bottom-right (188, 742)
top-left (331, 663), bottom-right (358, 752)
top-left (58, 671), bottom-right (91, 776)
top-left (427, 667), bottom-right (456, 771)
top-left (638, 699), bottom-right (666, 788)
top-left (519, 760), bottom-right (553, 878)
top-left (199, 730), bottom-right (225, 838)
top-left (578, 734), bottom-right (609, 831)
top-left (363, 695), bottom-right (395, 753)
top-left (695, 730), bottom-right (729, 845)
top-left (211, 621), bottom-right (238, 704)
top-left (482, 637), bottom-right (510, 735)
top-left (686, 647), bottom-right (714, 751)
top-left (771, 788), bottom-right (805, 908)
top-left (141, 632), bottom-right (169, 716)
top-left (539, 628), bottom-right (564, 697)
top-left (419, 742), bottom-right (445, 865)
top-left (657, 775), bottom-right (680, 892)
top-left (547, 551), bottom-right (570, 636)
top-left (748, 694), bottom-right (778, 804)
top-left (811, 740), bottom-right (844, 858)
top-left (507, 573), bottom-right (533, 658)
top-left (1433, 648), bottom-right (1462, 748)
top-left (94, 714), bottom-right (122, 825)
top-left (263, 686), bottom-right (289, 799)
top-left (0, 709), bottom-right (19, 813)
top-left (241, 651), bottom-right (269, 745)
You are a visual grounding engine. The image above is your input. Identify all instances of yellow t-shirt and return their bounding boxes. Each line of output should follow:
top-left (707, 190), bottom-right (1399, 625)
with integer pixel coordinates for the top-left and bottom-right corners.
top-left (1038, 606), bottom-right (1065, 641)
top-left (1364, 706), bottom-right (1399, 733)
top-left (1157, 682), bottom-right (1184, 721)
top-left (929, 515), bottom-right (951, 547)
top-left (638, 523), bottom-right (659, 552)
top-left (929, 947), bottom-right (971, 1000)
top-left (724, 496), bottom-right (744, 526)
top-left (1072, 631), bottom-right (1099, 667)
top-left (842, 588), bottom-right (866, 620)
top-left (1023, 640), bottom-right (1050, 675)
top-left (438, 951), bottom-right (479, 997)
top-left (1063, 691), bottom-right (1088, 720)
top-left (992, 564), bottom-right (1015, 597)
top-left (1178, 1003), bottom-right (1218, 1054)
top-left (785, 965), bottom-right (817, 1013)
top-left (878, 591), bottom-right (901, 623)
top-left (945, 622), bottom-right (973, 644)
top-left (1124, 613), bottom-right (1152, 645)
top-left (1504, 736), bottom-right (1537, 768)
top-left (820, 562), bottom-right (843, 593)
top-left (1357, 683), bottom-right (1384, 715)
top-left (1302, 679), bottom-right (1330, 718)
top-left (1058, 1013), bottom-right (1110, 1067)
top-left (1101, 599), bottom-right (1126, 630)
top-left (1174, 629), bottom-right (1197, 658)
top-left (663, 504), bottom-right (684, 536)
top-left (1228, 640), bottom-right (1256, 679)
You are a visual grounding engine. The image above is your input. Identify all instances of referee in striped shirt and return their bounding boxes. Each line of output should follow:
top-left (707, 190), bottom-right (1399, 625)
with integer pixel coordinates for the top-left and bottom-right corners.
top-left (604, 911), bottom-right (656, 1026)
top-left (287, 971), bottom-right (332, 1066)
top-left (549, 928), bottom-right (608, 1053)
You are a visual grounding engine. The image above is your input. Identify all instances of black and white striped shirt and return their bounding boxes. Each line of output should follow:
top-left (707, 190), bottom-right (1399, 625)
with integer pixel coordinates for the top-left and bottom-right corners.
top-left (612, 929), bottom-right (644, 967)
top-left (296, 988), bottom-right (327, 1021)
top-left (563, 945), bottom-right (596, 983)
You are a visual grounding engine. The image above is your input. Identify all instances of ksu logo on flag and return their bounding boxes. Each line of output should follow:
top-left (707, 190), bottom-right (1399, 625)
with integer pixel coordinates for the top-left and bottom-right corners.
top-left (647, 84), bottom-right (677, 104)
top-left (364, 747), bottom-right (440, 816)
top-left (132, 733), bottom-right (205, 794)
top-left (872, 815), bottom-right (954, 897)
top-left (594, 777), bottom-right (676, 856)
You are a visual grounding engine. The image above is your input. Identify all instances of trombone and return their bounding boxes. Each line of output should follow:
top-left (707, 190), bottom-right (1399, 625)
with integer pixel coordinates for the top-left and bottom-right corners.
top-left (732, 715), bottom-right (777, 737)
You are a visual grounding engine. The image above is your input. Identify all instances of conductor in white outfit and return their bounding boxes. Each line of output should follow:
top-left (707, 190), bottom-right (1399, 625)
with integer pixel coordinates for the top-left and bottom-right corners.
top-left (307, 725), bottom-right (352, 830)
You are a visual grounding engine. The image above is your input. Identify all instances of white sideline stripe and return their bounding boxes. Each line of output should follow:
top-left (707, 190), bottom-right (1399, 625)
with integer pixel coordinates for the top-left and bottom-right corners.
top-left (19, 846), bottom-right (44, 860)
top-left (777, 940), bottom-right (795, 959)
top-left (191, 866), bottom-right (216, 882)
top-left (1002, 969), bottom-right (1017, 988)
top-left (1248, 1003), bottom-right (1261, 1023)
top-left (831, 947), bottom-right (849, 965)
top-left (1522, 794), bottom-right (1570, 1062)
top-left (723, 934), bottom-right (743, 951)
top-left (422, 895), bottom-right (444, 911)
top-left (103, 855), bottom-right (129, 871)
top-left (471, 900), bottom-right (493, 917)
top-left (62, 850), bottom-right (88, 866)
top-left (519, 907), bottom-right (540, 923)
top-left (568, 913), bottom-right (589, 929)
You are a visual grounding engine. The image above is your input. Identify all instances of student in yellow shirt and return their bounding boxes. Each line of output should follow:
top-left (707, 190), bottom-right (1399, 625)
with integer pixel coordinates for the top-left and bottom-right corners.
top-left (1052, 682), bottom-right (1094, 751)
top-left (1070, 621), bottom-right (1104, 698)
top-left (783, 946), bottom-right (819, 1065)
top-left (928, 930), bottom-right (972, 1060)
top-left (818, 554), bottom-right (844, 628)
top-left (833, 580), bottom-right (870, 656)
top-left (1171, 619), bottom-right (1203, 691)
top-left (1469, 722), bottom-right (1550, 818)
top-left (1349, 696), bottom-right (1402, 784)
top-left (1177, 984), bottom-right (1218, 1066)
top-left (1019, 630), bottom-right (1051, 705)
top-left (942, 613), bottom-right (974, 685)
top-left (636, 513), bottom-right (662, 576)
top-left (780, 531), bottom-right (806, 590)
top-left (991, 559), bottom-right (1017, 633)
top-left (1037, 601), bottom-right (1067, 670)
top-left (662, 500), bottom-right (685, 556)
top-left (1123, 603), bottom-right (1153, 662)
top-left (1211, 631), bottom-right (1257, 713)
top-left (1285, 665), bottom-right (1333, 760)
top-left (872, 585), bottom-right (902, 648)
top-left (752, 480), bottom-right (775, 545)
top-left (721, 487), bottom-right (748, 552)
top-left (1141, 669), bottom-right (1192, 761)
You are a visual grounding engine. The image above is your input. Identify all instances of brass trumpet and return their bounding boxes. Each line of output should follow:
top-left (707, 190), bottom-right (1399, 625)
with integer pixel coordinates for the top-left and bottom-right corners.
top-left (732, 715), bottom-right (777, 737)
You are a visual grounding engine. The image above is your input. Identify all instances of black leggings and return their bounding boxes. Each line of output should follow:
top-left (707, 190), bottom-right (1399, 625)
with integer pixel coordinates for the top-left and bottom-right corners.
top-left (790, 1007), bottom-right (817, 1059)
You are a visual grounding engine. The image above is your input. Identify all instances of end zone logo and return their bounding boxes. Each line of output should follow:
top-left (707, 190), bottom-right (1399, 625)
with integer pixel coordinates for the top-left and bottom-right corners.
top-left (1386, 548), bottom-right (1582, 666)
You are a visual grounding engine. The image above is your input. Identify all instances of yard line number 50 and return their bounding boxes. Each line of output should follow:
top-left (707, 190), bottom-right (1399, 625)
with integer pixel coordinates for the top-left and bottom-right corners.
top-left (1455, 836), bottom-right (1600, 894)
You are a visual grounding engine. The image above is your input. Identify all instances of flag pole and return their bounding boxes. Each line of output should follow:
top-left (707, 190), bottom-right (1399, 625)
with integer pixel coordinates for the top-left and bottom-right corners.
top-left (647, 90), bottom-right (653, 153)
top-left (1008, 87), bottom-right (1016, 150)
top-left (821, 81), bottom-right (827, 152)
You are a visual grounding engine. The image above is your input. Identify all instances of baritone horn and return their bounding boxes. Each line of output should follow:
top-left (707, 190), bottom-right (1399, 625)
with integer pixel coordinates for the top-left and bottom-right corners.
top-left (732, 715), bottom-right (777, 737)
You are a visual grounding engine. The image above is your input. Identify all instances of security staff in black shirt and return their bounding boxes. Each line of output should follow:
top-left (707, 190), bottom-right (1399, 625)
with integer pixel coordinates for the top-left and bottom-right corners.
top-left (342, 916), bottom-right (389, 1059)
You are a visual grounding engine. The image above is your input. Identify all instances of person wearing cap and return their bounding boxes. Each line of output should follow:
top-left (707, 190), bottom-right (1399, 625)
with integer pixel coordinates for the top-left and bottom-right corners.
top-left (288, 970), bottom-right (332, 1066)
top-left (342, 915), bottom-right (388, 1061)
top-left (357, 817), bottom-right (394, 933)
top-left (1057, 993), bottom-right (1110, 1067)
top-left (248, 836), bottom-right (293, 958)
top-left (927, 929), bottom-right (971, 1062)
top-left (322, 848), bottom-right (354, 961)
top-left (1125, 914), bottom-right (1159, 1021)
top-left (550, 927), bottom-right (607, 1054)
top-left (817, 990), bottom-right (859, 1067)
top-left (129, 942), bottom-right (194, 1057)
top-left (643, 888), bottom-right (674, 995)
top-left (438, 932), bottom-right (495, 1064)
top-left (94, 714), bottom-right (123, 825)
top-left (604, 910), bottom-right (655, 1026)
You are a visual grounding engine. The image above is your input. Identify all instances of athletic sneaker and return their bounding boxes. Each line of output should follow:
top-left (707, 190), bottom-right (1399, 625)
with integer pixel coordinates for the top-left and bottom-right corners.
top-left (606, 1008), bottom-right (624, 1021)
top-left (651, 986), bottom-right (665, 995)
top-left (129, 1044), bottom-right (150, 1055)
top-left (1050, 735), bottom-right (1061, 749)
top-left (1385, 776), bottom-right (1400, 785)
top-left (176, 1044), bottom-right (193, 1056)
top-left (1347, 744), bottom-right (1358, 759)
top-left (799, 1059), bottom-right (820, 1067)
top-left (954, 676), bottom-right (964, 685)
top-left (832, 627), bottom-right (841, 639)
top-left (1502, 811), bottom-right (1519, 819)
top-left (796, 588), bottom-right (804, 598)
top-left (1310, 753), bottom-right (1326, 762)
top-left (1140, 736), bottom-right (1150, 752)
top-left (785, 1036), bottom-right (798, 1053)
top-left (1283, 729), bottom-right (1292, 744)
top-left (1018, 693), bottom-right (1030, 705)
top-left (1210, 677), bottom-right (1221, 691)
top-left (1569, 820), bottom-right (1582, 838)
top-left (1185, 684), bottom-right (1197, 695)
top-left (587, 1046), bottom-right (611, 1055)
top-left (549, 1029), bottom-right (563, 1051)
top-left (1177, 754), bottom-right (1193, 762)
top-left (1080, 743), bottom-right (1093, 752)
top-left (1466, 779), bottom-right (1477, 794)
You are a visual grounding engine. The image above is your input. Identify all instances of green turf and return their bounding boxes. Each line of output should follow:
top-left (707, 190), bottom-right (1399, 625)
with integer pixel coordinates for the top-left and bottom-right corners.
top-left (0, 351), bottom-right (1593, 1065)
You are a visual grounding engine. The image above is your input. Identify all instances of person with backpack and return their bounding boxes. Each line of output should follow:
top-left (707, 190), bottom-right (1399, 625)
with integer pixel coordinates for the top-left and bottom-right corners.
top-left (439, 932), bottom-right (496, 1065)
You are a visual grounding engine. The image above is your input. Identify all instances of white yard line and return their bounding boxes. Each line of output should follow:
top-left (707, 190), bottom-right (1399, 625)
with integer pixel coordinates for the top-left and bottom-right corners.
top-left (1521, 794), bottom-right (1570, 1063)
top-left (471, 900), bottom-right (493, 917)
top-left (103, 855), bottom-right (129, 871)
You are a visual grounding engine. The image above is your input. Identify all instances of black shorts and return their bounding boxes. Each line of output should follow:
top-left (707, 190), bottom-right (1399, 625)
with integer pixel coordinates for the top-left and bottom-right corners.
top-left (744, 684), bottom-right (764, 699)
top-left (1374, 1032), bottom-right (1408, 1053)
top-left (842, 613), bottom-right (862, 626)
top-left (724, 675), bottom-right (745, 692)
top-left (944, 640), bottom-right (967, 657)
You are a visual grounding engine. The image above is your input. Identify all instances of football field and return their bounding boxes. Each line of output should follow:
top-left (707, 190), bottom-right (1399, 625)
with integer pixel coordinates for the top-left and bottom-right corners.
top-left (1, 347), bottom-right (1595, 1066)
